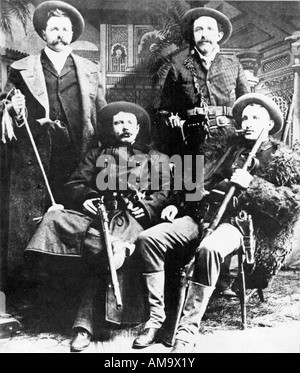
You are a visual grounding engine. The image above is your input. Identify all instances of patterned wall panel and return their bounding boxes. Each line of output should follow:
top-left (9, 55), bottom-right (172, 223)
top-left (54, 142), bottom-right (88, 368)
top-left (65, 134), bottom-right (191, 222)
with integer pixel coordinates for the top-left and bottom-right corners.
top-left (110, 25), bottom-right (128, 50)
top-left (107, 88), bottom-right (136, 103)
top-left (256, 73), bottom-right (294, 101)
top-left (262, 54), bottom-right (291, 73)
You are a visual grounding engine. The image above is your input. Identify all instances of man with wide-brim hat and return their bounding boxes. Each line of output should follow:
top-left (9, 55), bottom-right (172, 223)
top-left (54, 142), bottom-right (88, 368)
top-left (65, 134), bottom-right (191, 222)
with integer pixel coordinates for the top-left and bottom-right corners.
top-left (156, 6), bottom-right (250, 158)
top-left (232, 92), bottom-right (284, 137)
top-left (0, 1), bottom-right (106, 280)
top-left (24, 101), bottom-right (171, 352)
top-left (133, 93), bottom-right (300, 352)
top-left (182, 7), bottom-right (233, 45)
top-left (33, 0), bottom-right (85, 43)
top-left (98, 101), bottom-right (151, 146)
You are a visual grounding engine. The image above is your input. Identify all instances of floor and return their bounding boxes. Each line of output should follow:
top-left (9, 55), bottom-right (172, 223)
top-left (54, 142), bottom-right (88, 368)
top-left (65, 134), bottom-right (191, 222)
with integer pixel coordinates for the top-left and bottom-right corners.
top-left (0, 269), bottom-right (299, 353)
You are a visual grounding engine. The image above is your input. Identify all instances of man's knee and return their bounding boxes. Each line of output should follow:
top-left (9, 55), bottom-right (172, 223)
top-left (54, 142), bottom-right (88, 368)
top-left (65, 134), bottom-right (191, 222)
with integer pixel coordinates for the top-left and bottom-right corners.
top-left (136, 231), bottom-right (157, 255)
top-left (196, 240), bottom-right (221, 260)
top-left (43, 209), bottom-right (64, 224)
top-left (135, 229), bottom-right (167, 273)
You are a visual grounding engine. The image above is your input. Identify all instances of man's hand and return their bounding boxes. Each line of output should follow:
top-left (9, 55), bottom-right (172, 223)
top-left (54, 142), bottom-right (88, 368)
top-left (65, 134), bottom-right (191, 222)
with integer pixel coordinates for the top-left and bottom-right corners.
top-left (169, 113), bottom-right (185, 128)
top-left (83, 198), bottom-right (101, 216)
top-left (126, 200), bottom-right (146, 220)
top-left (161, 205), bottom-right (178, 222)
top-left (231, 169), bottom-right (253, 189)
top-left (11, 91), bottom-right (26, 116)
top-left (47, 204), bottom-right (64, 212)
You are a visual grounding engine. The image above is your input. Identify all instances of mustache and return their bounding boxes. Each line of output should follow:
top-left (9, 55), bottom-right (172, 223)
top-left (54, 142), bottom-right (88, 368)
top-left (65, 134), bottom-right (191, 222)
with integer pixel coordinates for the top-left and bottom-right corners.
top-left (120, 132), bottom-right (133, 138)
top-left (197, 38), bottom-right (211, 43)
top-left (50, 38), bottom-right (69, 46)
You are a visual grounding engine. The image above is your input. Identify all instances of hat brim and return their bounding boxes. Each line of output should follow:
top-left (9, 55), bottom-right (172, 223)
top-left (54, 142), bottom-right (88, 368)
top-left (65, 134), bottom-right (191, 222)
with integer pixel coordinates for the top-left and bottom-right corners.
top-left (33, 1), bottom-right (85, 42)
top-left (98, 102), bottom-right (151, 145)
top-left (232, 93), bottom-right (284, 135)
top-left (182, 7), bottom-right (232, 45)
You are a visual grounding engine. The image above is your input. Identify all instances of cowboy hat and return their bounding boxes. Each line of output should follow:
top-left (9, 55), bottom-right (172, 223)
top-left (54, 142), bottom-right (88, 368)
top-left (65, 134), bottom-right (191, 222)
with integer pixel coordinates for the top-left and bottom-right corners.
top-left (98, 102), bottom-right (151, 145)
top-left (182, 7), bottom-right (232, 45)
top-left (33, 1), bottom-right (85, 42)
top-left (232, 93), bottom-right (284, 135)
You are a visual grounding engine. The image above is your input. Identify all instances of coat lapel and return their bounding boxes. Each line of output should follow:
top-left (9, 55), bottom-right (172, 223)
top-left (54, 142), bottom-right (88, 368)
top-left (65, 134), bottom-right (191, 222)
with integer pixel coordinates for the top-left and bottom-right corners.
top-left (72, 54), bottom-right (98, 122)
top-left (12, 53), bottom-right (50, 118)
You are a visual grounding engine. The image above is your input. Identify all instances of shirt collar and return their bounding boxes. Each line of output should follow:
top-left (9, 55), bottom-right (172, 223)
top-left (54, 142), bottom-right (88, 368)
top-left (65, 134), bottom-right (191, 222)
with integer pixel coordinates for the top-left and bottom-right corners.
top-left (195, 44), bottom-right (220, 69)
top-left (44, 46), bottom-right (73, 74)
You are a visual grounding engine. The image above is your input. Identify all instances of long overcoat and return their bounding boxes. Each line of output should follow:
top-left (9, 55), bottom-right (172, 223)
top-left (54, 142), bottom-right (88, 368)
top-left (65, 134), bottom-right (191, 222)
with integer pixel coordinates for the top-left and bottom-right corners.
top-left (25, 143), bottom-right (171, 323)
top-left (0, 52), bottom-right (106, 279)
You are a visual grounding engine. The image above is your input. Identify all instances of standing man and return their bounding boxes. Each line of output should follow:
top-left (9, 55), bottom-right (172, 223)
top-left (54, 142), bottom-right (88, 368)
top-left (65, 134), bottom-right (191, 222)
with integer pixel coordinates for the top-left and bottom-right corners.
top-left (133, 93), bottom-right (300, 352)
top-left (0, 1), bottom-right (106, 279)
top-left (155, 6), bottom-right (251, 296)
top-left (156, 7), bottom-right (250, 157)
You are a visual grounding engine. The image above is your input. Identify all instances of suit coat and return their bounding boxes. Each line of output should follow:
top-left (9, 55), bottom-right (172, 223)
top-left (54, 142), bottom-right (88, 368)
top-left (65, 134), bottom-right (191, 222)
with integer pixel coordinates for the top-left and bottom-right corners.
top-left (0, 51), bottom-right (107, 279)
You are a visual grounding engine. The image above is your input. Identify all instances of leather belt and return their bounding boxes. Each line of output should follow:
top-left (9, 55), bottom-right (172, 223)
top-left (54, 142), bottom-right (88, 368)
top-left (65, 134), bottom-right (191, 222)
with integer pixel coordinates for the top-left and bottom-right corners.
top-left (208, 116), bottom-right (235, 129)
top-left (186, 106), bottom-right (233, 118)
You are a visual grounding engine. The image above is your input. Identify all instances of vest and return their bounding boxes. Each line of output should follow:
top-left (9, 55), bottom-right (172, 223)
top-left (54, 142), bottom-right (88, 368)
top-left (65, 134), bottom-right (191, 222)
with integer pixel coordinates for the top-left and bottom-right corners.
top-left (41, 51), bottom-right (82, 149)
top-left (41, 52), bottom-right (83, 202)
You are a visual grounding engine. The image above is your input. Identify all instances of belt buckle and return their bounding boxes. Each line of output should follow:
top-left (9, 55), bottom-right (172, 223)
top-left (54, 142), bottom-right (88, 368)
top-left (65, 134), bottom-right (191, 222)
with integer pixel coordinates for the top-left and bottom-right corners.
top-left (216, 115), bottom-right (227, 127)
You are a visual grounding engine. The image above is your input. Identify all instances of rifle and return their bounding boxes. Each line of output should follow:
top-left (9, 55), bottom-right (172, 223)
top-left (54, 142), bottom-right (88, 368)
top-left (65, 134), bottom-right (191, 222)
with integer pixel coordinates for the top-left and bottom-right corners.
top-left (96, 197), bottom-right (123, 310)
top-left (281, 98), bottom-right (294, 145)
top-left (162, 128), bottom-right (266, 346)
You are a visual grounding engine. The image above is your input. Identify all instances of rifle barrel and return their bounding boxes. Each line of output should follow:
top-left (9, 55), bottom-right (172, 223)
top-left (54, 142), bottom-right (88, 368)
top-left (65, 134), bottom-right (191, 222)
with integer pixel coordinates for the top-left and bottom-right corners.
top-left (98, 204), bottom-right (123, 309)
top-left (206, 128), bottom-right (266, 235)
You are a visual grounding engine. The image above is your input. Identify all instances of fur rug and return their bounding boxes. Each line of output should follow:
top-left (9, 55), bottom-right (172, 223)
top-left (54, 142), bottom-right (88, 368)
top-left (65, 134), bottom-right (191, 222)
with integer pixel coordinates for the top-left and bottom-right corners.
top-left (240, 140), bottom-right (300, 289)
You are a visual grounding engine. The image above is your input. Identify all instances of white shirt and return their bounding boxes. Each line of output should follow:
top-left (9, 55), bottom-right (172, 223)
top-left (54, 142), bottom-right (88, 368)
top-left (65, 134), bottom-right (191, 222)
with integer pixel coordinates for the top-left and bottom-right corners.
top-left (44, 46), bottom-right (73, 75)
top-left (196, 45), bottom-right (220, 70)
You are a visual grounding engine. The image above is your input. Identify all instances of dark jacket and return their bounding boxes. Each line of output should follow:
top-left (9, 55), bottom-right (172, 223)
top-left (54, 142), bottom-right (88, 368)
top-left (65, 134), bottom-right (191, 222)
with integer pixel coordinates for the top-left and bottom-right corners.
top-left (190, 138), bottom-right (300, 288)
top-left (155, 47), bottom-right (250, 156)
top-left (160, 47), bottom-right (250, 115)
top-left (26, 143), bottom-right (171, 257)
top-left (0, 51), bottom-right (107, 277)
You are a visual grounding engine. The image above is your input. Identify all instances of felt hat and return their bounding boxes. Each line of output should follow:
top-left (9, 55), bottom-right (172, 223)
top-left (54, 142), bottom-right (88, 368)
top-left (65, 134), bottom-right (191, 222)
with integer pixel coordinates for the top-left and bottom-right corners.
top-left (33, 1), bottom-right (85, 42)
top-left (232, 93), bottom-right (284, 135)
top-left (182, 7), bottom-right (232, 44)
top-left (98, 102), bottom-right (151, 145)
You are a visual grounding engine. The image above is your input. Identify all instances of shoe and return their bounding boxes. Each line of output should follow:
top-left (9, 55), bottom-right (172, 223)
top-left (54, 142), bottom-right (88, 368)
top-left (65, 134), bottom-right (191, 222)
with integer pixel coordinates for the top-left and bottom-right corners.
top-left (219, 288), bottom-right (238, 298)
top-left (70, 328), bottom-right (92, 352)
top-left (171, 339), bottom-right (195, 353)
top-left (132, 327), bottom-right (160, 349)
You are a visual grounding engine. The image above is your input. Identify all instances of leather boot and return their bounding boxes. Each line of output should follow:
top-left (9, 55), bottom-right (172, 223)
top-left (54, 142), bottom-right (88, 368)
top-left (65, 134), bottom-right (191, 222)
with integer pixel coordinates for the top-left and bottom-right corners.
top-left (132, 272), bottom-right (165, 348)
top-left (171, 281), bottom-right (214, 353)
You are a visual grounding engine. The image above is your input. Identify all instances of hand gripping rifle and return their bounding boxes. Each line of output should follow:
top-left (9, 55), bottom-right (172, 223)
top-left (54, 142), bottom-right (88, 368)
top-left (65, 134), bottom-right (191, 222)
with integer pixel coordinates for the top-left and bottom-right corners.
top-left (96, 197), bottom-right (122, 310)
top-left (162, 129), bottom-right (266, 346)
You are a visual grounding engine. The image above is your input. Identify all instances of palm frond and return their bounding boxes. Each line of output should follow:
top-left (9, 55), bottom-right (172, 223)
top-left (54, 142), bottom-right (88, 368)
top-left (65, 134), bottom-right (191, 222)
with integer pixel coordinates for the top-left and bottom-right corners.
top-left (138, 0), bottom-right (190, 85)
top-left (0, 0), bottom-right (37, 37)
top-left (0, 1), bottom-right (13, 35)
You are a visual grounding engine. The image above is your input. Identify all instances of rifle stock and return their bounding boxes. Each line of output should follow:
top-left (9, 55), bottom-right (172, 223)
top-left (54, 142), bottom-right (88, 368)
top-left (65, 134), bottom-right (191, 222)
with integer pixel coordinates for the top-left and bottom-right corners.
top-left (97, 198), bottom-right (123, 310)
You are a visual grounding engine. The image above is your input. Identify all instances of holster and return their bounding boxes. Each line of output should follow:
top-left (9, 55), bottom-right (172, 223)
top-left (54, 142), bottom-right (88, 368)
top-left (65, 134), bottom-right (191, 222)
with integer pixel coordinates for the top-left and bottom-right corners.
top-left (234, 211), bottom-right (256, 266)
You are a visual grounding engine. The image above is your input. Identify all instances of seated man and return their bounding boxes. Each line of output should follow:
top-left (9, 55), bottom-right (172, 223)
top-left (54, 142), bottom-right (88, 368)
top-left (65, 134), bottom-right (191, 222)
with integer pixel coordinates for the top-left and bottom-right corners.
top-left (132, 93), bottom-right (300, 352)
top-left (25, 102), bottom-right (171, 352)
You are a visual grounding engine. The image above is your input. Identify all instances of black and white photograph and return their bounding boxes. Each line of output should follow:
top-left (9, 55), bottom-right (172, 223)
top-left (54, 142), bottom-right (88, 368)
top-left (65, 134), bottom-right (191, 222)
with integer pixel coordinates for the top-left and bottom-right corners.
top-left (0, 0), bottom-right (299, 356)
